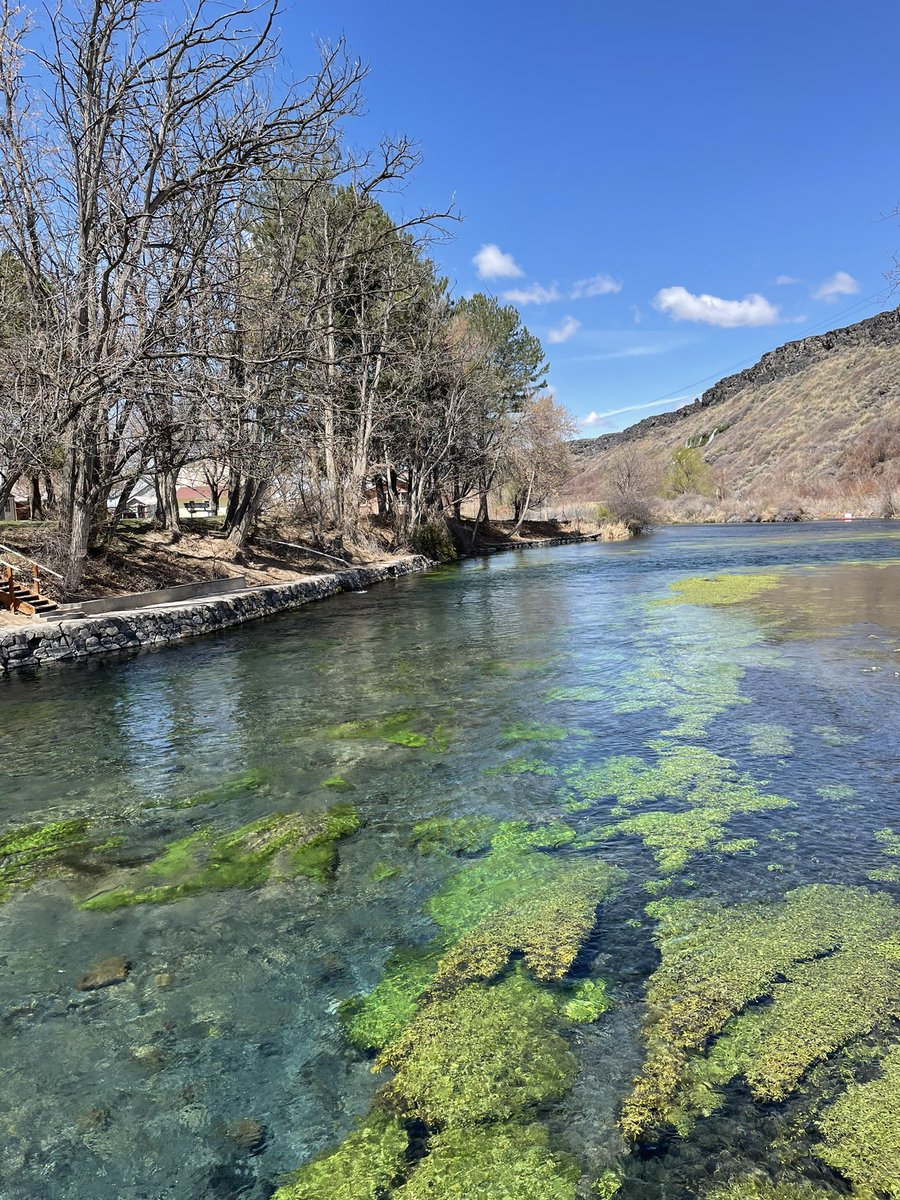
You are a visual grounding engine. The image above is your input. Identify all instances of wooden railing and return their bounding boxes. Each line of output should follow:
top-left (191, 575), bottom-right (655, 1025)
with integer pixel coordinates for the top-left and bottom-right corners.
top-left (0, 543), bottom-right (62, 612)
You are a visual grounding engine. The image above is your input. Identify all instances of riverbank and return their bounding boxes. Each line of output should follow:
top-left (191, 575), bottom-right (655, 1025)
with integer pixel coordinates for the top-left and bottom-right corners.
top-left (0, 530), bottom-right (604, 675)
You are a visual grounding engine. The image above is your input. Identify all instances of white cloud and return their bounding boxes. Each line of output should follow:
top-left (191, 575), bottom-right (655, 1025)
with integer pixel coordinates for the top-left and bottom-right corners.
top-left (653, 286), bottom-right (781, 327)
top-left (579, 395), bottom-right (695, 430)
top-left (812, 270), bottom-right (860, 301)
top-left (571, 273), bottom-right (622, 299)
top-left (472, 243), bottom-right (523, 280)
top-left (502, 282), bottom-right (561, 305)
top-left (547, 315), bottom-right (580, 344)
top-left (774, 274), bottom-right (800, 286)
top-left (630, 304), bottom-right (642, 324)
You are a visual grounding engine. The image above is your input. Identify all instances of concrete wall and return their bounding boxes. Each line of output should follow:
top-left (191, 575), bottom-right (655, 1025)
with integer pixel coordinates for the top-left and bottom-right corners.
top-left (0, 556), bottom-right (430, 675)
top-left (77, 575), bottom-right (249, 616)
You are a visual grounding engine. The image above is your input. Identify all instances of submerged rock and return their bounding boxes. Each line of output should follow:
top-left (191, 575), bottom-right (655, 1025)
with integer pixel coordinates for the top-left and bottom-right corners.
top-left (74, 955), bottom-right (130, 991)
top-left (224, 1117), bottom-right (266, 1154)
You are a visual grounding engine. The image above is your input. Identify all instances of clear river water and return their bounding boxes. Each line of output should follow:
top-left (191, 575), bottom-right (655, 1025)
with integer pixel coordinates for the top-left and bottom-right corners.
top-left (1, 523), bottom-right (899, 1200)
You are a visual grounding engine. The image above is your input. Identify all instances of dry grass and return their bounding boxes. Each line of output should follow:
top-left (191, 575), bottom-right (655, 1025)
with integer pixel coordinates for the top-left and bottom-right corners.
top-left (567, 340), bottom-right (900, 519)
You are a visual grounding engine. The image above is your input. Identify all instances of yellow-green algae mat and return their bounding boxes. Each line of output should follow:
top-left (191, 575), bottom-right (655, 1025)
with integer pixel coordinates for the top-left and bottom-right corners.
top-left (620, 884), bottom-right (900, 1200)
top-left (273, 816), bottom-right (625, 1200)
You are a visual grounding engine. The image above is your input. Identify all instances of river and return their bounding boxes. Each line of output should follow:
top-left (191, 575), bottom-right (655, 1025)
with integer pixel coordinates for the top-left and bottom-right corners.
top-left (1, 522), bottom-right (899, 1200)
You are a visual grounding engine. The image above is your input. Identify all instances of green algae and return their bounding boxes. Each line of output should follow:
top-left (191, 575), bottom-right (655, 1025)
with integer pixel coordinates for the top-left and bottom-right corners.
top-left (562, 978), bottom-right (611, 1023)
top-left (545, 686), bottom-right (605, 702)
top-left (500, 723), bottom-right (571, 744)
top-left (167, 768), bottom-right (270, 810)
top-left (620, 885), bottom-right (900, 1142)
top-left (656, 572), bottom-right (781, 608)
top-left (273, 1108), bottom-right (408, 1200)
top-left (868, 827), bottom-right (900, 883)
top-left (812, 723), bottom-right (858, 747)
top-left (369, 861), bottom-right (399, 882)
top-left (747, 723), bottom-right (794, 757)
top-left (431, 861), bottom-right (624, 990)
top-left (818, 1040), bottom-right (900, 1199)
top-left (324, 710), bottom-right (446, 751)
top-left (576, 745), bottom-right (793, 875)
top-left (81, 804), bottom-right (360, 910)
top-left (704, 1180), bottom-right (834, 1200)
top-left (398, 1122), bottom-right (579, 1200)
top-left (816, 784), bottom-right (856, 803)
top-left (410, 816), bottom-right (575, 857)
top-left (0, 817), bottom-right (97, 902)
top-left (379, 969), bottom-right (577, 1127)
top-left (484, 755), bottom-right (557, 776)
top-left (323, 775), bottom-right (355, 791)
top-left (341, 945), bottom-right (442, 1053)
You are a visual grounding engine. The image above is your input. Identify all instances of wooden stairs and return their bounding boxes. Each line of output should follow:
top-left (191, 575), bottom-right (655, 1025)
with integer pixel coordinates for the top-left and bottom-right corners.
top-left (2, 563), bottom-right (60, 617)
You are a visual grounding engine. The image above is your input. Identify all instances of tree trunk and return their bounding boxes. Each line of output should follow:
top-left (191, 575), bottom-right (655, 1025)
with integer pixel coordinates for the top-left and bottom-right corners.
top-left (29, 475), bottom-right (44, 520)
top-left (512, 469), bottom-right (536, 536)
top-left (226, 479), bottom-right (268, 555)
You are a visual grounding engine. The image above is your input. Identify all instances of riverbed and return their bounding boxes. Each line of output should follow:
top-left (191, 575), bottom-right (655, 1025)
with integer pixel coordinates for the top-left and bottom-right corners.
top-left (1, 523), bottom-right (898, 1200)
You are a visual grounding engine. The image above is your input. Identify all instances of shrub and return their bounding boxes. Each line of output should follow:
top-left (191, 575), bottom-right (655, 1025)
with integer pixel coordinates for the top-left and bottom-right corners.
top-left (410, 519), bottom-right (457, 562)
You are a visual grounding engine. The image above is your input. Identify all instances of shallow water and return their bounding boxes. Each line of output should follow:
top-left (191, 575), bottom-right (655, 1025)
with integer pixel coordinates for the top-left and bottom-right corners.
top-left (1, 522), bottom-right (899, 1200)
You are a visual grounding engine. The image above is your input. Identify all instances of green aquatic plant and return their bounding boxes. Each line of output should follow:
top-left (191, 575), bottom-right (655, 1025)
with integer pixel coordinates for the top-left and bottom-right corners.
top-left (168, 768), bottom-right (270, 809)
top-left (620, 885), bottom-right (900, 1142)
top-left (869, 826), bottom-right (900, 883)
top-left (818, 1040), bottom-right (900, 1199)
top-left (483, 755), bottom-right (557, 776)
top-left (577, 745), bottom-right (792, 875)
top-left (815, 784), bottom-right (855, 803)
top-left (0, 817), bottom-right (94, 901)
top-left (410, 816), bottom-right (575, 857)
top-left (655, 572), bottom-right (781, 608)
top-left (379, 969), bottom-right (577, 1127)
top-left (369, 861), bottom-right (399, 882)
top-left (324, 710), bottom-right (447, 751)
top-left (341, 945), bottom-right (442, 1052)
top-left (322, 775), bottom-right (354, 791)
top-left (812, 723), bottom-right (858, 747)
top-left (704, 1179), bottom-right (834, 1200)
top-left (562, 979), bottom-right (611, 1023)
top-left (500, 724), bottom-right (571, 744)
top-left (81, 804), bottom-right (360, 910)
top-left (431, 861), bottom-right (624, 990)
top-left (273, 1107), bottom-right (408, 1200)
top-left (746, 723), bottom-right (794, 757)
top-left (545, 685), bottom-right (605, 702)
top-left (398, 1122), bottom-right (579, 1200)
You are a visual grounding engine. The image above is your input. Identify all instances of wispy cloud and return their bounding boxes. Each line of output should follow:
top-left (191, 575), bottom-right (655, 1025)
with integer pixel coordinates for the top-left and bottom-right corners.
top-left (472, 243), bottom-right (523, 280)
top-left (502, 282), bottom-right (560, 304)
top-left (630, 304), bottom-right (642, 324)
top-left (812, 270), bottom-right (859, 301)
top-left (774, 274), bottom-right (800, 286)
top-left (653, 285), bottom-right (781, 327)
top-left (579, 395), bottom-right (695, 429)
top-left (547, 315), bottom-right (580, 344)
top-left (571, 272), bottom-right (622, 299)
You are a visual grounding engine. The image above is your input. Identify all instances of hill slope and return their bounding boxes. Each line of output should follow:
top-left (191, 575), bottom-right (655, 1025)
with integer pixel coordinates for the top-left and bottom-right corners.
top-left (568, 307), bottom-right (900, 518)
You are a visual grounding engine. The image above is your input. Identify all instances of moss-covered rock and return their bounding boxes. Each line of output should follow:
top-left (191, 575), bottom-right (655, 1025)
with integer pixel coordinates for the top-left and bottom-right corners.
top-left (562, 979), bottom-right (611, 1023)
top-left (325, 711), bottom-right (447, 751)
top-left (273, 1108), bottom-right (408, 1200)
top-left (81, 804), bottom-right (360, 910)
top-left (396, 1122), bottom-right (579, 1200)
top-left (379, 970), bottom-right (576, 1127)
top-left (167, 767), bottom-right (270, 809)
top-left (500, 724), bottom-right (571, 745)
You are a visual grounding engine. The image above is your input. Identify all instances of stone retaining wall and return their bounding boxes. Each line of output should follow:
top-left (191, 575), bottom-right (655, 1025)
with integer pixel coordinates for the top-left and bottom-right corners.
top-left (0, 556), bottom-right (431, 676)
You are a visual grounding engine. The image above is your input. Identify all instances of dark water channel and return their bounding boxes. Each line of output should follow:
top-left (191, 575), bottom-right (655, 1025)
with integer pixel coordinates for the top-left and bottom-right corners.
top-left (1, 523), bottom-right (899, 1200)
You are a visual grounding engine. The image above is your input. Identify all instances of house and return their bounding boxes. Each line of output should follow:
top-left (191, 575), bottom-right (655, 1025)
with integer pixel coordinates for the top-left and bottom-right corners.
top-left (175, 484), bottom-right (228, 518)
top-left (107, 477), bottom-right (157, 520)
top-left (0, 472), bottom-right (30, 521)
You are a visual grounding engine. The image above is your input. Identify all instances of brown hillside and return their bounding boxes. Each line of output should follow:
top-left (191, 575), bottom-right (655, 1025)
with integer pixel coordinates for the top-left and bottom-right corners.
top-left (568, 307), bottom-right (900, 518)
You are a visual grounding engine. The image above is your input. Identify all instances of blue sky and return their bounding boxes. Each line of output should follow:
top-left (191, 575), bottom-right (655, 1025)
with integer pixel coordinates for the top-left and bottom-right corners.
top-left (286, 1), bottom-right (900, 432)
